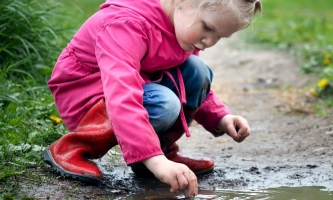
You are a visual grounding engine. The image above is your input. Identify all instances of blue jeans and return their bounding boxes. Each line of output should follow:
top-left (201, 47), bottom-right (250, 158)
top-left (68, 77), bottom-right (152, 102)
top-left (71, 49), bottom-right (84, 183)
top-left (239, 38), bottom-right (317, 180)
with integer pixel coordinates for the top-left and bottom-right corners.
top-left (143, 55), bottom-right (213, 134)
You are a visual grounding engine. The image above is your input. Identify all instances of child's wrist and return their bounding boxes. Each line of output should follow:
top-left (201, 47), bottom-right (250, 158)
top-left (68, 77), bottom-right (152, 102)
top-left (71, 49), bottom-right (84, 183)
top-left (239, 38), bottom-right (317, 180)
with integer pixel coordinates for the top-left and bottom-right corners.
top-left (143, 155), bottom-right (167, 168)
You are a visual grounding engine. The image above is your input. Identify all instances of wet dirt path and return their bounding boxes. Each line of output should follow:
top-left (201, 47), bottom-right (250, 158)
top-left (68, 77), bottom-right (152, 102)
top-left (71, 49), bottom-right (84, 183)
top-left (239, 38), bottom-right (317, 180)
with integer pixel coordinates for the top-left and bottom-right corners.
top-left (178, 36), bottom-right (333, 191)
top-left (21, 35), bottom-right (333, 199)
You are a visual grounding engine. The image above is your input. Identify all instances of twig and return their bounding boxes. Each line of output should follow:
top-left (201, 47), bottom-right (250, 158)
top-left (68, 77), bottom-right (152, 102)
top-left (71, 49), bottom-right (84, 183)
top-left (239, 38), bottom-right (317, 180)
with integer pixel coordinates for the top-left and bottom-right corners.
top-left (94, 193), bottom-right (116, 196)
top-left (20, 176), bottom-right (36, 182)
top-left (6, 162), bottom-right (21, 167)
top-left (21, 176), bottom-right (50, 185)
top-left (36, 196), bottom-right (53, 199)
top-left (21, 120), bottom-right (41, 131)
top-left (28, 168), bottom-right (47, 173)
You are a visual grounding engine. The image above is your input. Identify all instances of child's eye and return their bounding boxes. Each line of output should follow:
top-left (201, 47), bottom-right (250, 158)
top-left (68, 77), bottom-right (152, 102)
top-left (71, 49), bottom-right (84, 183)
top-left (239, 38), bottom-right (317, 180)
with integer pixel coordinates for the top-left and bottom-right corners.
top-left (203, 23), bottom-right (212, 31)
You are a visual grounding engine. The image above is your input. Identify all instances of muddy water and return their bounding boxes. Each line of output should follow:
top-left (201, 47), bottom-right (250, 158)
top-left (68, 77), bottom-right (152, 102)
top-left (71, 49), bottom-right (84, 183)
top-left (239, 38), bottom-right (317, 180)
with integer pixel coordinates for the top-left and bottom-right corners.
top-left (125, 187), bottom-right (332, 200)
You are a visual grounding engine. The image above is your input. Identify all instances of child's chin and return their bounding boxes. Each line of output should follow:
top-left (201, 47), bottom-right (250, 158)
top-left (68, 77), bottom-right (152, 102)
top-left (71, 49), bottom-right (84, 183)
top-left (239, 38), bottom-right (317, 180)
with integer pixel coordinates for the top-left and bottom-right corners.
top-left (183, 47), bottom-right (194, 52)
top-left (178, 44), bottom-right (192, 52)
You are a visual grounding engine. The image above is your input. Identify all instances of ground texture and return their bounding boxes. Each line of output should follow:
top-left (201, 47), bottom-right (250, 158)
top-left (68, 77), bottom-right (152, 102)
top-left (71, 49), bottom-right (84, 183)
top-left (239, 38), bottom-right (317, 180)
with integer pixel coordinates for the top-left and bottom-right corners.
top-left (21, 35), bottom-right (333, 199)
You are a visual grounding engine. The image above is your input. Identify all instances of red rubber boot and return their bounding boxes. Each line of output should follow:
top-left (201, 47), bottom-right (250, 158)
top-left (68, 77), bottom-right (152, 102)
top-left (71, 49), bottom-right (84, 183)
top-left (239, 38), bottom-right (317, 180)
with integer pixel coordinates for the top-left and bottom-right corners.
top-left (42, 99), bottom-right (117, 184)
top-left (131, 109), bottom-right (214, 176)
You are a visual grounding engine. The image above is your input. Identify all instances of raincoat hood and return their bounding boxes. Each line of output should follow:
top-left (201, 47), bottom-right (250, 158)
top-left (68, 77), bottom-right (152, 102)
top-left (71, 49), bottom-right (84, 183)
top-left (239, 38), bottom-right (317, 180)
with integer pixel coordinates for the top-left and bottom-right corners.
top-left (100, 0), bottom-right (175, 38)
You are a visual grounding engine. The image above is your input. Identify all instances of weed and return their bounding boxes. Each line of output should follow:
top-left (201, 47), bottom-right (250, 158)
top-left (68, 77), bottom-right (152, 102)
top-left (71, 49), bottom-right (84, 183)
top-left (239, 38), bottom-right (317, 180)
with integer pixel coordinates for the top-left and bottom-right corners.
top-left (244, 0), bottom-right (333, 102)
top-left (0, 0), bottom-right (68, 82)
top-left (0, 0), bottom-right (103, 198)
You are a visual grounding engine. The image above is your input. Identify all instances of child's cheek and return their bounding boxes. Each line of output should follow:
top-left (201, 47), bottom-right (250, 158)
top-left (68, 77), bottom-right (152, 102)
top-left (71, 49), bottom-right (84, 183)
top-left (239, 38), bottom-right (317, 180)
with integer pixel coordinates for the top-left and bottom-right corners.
top-left (185, 31), bottom-right (201, 42)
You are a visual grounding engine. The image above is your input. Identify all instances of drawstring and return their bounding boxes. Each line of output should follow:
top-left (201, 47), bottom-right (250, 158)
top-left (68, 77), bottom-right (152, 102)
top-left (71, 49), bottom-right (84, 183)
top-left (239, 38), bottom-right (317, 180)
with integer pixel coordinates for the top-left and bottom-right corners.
top-left (164, 68), bottom-right (191, 137)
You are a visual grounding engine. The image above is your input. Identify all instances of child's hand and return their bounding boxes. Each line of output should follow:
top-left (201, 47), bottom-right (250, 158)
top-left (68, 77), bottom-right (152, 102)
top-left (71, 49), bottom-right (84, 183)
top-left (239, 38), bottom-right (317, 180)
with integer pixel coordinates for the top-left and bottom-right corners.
top-left (142, 155), bottom-right (198, 197)
top-left (217, 114), bottom-right (250, 142)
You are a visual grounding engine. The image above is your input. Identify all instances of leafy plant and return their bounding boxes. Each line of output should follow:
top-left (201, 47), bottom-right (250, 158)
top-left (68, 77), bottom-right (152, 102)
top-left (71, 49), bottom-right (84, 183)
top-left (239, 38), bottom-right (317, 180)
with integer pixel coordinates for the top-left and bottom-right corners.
top-left (244, 0), bottom-right (333, 100)
top-left (0, 0), bottom-right (103, 197)
top-left (0, 0), bottom-right (65, 82)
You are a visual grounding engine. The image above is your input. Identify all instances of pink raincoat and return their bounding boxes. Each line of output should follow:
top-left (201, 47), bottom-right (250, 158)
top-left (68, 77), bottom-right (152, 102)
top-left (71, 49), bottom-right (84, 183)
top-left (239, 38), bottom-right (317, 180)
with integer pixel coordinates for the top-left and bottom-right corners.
top-left (48, 0), bottom-right (231, 165)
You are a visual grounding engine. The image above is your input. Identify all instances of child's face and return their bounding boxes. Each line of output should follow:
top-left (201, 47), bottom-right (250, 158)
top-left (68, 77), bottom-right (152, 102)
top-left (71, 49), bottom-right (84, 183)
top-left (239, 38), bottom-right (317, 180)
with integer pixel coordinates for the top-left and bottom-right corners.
top-left (173, 6), bottom-right (242, 52)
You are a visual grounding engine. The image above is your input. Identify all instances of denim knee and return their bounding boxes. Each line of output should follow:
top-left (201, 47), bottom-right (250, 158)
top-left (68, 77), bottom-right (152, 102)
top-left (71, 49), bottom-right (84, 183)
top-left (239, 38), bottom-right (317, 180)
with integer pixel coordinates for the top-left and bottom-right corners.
top-left (181, 55), bottom-right (213, 91)
top-left (180, 55), bottom-right (213, 109)
top-left (143, 83), bottom-right (181, 133)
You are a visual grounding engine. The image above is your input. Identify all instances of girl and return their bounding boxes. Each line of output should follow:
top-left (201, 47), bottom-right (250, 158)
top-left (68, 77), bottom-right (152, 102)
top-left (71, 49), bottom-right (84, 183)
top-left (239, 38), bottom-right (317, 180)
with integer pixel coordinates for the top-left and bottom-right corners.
top-left (42, 0), bottom-right (261, 197)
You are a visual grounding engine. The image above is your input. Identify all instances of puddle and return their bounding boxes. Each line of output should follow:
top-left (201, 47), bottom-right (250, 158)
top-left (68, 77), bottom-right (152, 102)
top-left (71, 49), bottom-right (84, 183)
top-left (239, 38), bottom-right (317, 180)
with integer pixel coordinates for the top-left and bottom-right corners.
top-left (125, 186), bottom-right (332, 200)
top-left (215, 186), bottom-right (332, 200)
top-left (123, 188), bottom-right (217, 200)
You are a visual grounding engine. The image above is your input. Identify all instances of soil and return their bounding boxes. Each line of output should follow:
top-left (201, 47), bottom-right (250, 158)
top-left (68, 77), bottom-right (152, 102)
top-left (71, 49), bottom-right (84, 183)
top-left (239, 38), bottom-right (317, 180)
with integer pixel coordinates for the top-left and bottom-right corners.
top-left (20, 35), bottom-right (333, 199)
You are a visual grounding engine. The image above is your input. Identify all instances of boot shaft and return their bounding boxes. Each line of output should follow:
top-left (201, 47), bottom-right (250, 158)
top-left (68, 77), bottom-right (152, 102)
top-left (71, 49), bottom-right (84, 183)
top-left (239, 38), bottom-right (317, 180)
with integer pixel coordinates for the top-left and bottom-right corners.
top-left (159, 109), bottom-right (197, 152)
top-left (55, 99), bottom-right (117, 158)
top-left (75, 99), bottom-right (111, 132)
top-left (44, 99), bottom-right (118, 184)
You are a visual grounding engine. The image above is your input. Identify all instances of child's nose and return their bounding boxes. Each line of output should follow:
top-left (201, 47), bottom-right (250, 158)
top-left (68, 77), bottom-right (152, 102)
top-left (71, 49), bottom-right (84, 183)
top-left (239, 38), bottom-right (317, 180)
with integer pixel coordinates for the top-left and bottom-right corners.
top-left (201, 37), bottom-right (217, 48)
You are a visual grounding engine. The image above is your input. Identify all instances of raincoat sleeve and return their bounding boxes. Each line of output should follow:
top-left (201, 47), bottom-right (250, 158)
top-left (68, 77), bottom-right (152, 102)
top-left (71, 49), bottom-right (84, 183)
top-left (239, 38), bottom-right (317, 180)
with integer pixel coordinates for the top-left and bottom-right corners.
top-left (95, 19), bottom-right (163, 165)
top-left (194, 90), bottom-right (231, 137)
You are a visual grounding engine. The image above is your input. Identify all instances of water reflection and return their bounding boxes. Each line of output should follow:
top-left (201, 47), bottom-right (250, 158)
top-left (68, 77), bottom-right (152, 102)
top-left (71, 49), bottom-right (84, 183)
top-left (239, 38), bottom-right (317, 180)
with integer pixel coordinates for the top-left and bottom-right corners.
top-left (126, 186), bottom-right (332, 200)
top-left (127, 188), bottom-right (216, 199)
top-left (216, 186), bottom-right (332, 200)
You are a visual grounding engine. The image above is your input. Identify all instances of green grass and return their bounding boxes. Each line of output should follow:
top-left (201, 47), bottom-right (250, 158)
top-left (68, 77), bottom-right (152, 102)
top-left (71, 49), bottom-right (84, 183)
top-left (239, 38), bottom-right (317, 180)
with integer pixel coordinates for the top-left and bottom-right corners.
top-left (248, 0), bottom-right (333, 47)
top-left (0, 0), bottom-right (103, 198)
top-left (244, 0), bottom-right (333, 100)
top-left (0, 0), bottom-right (67, 82)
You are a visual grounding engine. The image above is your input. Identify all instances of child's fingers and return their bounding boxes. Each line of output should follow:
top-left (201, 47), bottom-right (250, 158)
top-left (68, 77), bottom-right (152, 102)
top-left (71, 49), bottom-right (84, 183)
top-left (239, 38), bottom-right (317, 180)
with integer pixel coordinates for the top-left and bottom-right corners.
top-left (236, 126), bottom-right (250, 142)
top-left (169, 175), bottom-right (181, 193)
top-left (225, 123), bottom-right (238, 141)
top-left (176, 173), bottom-right (189, 191)
top-left (169, 168), bottom-right (188, 193)
top-left (235, 120), bottom-right (250, 142)
top-left (169, 169), bottom-right (198, 198)
top-left (183, 170), bottom-right (198, 197)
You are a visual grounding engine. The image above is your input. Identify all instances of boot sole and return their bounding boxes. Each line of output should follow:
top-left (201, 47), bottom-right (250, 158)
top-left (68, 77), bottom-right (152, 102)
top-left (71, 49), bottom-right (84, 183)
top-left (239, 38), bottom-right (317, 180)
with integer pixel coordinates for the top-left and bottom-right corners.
top-left (194, 167), bottom-right (214, 176)
top-left (42, 146), bottom-right (101, 185)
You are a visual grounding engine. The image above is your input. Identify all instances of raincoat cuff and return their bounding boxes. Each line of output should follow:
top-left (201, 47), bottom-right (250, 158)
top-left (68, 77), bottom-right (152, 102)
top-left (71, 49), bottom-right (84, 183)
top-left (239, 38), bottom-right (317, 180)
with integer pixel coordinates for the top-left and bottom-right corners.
top-left (194, 90), bottom-right (231, 136)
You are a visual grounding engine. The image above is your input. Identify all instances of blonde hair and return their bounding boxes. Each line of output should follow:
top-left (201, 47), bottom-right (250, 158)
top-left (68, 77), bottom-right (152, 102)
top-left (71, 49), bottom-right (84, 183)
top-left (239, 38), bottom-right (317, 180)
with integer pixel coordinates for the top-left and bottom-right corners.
top-left (181, 0), bottom-right (262, 29)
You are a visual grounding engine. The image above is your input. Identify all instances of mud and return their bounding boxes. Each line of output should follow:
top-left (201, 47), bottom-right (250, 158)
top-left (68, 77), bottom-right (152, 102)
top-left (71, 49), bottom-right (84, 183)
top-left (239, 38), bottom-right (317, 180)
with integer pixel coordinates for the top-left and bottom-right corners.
top-left (20, 34), bottom-right (333, 199)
